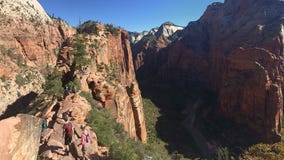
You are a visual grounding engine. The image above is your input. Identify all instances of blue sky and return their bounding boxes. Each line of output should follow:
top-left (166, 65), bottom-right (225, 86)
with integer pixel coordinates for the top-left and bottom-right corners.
top-left (38, 0), bottom-right (223, 32)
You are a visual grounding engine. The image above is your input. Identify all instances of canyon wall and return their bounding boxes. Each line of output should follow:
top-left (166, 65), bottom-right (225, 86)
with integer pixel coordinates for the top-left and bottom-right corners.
top-left (134, 0), bottom-right (284, 142)
top-left (58, 23), bottom-right (147, 142)
top-left (0, 0), bottom-right (76, 114)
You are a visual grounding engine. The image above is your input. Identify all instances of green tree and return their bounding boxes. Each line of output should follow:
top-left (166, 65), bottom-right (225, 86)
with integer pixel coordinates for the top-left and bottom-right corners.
top-left (73, 37), bottom-right (90, 70)
top-left (43, 70), bottom-right (63, 97)
top-left (77, 20), bottom-right (99, 35)
top-left (105, 24), bottom-right (119, 36)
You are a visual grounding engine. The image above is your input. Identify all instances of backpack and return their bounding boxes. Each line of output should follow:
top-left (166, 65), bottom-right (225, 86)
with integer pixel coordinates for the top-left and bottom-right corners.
top-left (86, 133), bottom-right (90, 143)
top-left (65, 122), bottom-right (73, 137)
top-left (42, 119), bottom-right (47, 131)
top-left (83, 132), bottom-right (90, 143)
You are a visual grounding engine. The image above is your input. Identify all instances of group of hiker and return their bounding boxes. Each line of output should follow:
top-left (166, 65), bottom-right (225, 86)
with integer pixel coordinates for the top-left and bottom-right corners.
top-left (64, 86), bottom-right (77, 98)
top-left (41, 112), bottom-right (91, 160)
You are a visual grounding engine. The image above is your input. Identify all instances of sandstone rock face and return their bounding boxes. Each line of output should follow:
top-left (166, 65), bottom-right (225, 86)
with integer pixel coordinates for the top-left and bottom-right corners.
top-left (0, 0), bottom-right (75, 68)
top-left (58, 24), bottom-right (147, 142)
top-left (0, 0), bottom-right (75, 116)
top-left (0, 114), bottom-right (41, 160)
top-left (0, 0), bottom-right (51, 23)
top-left (0, 68), bottom-right (44, 115)
top-left (137, 0), bottom-right (284, 142)
top-left (90, 29), bottom-right (147, 142)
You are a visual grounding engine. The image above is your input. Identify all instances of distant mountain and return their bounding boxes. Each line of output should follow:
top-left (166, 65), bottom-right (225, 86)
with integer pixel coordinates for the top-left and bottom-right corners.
top-left (129, 22), bottom-right (184, 70)
top-left (129, 31), bottom-right (150, 45)
top-left (129, 22), bottom-right (184, 45)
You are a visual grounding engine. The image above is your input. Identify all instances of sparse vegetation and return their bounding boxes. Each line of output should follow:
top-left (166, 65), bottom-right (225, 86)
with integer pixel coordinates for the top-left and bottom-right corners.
top-left (77, 20), bottom-right (99, 35)
top-left (90, 39), bottom-right (100, 49)
top-left (0, 45), bottom-right (15, 59)
top-left (0, 75), bottom-right (7, 82)
top-left (216, 147), bottom-right (235, 160)
top-left (240, 125), bottom-right (284, 159)
top-left (15, 72), bottom-right (31, 87)
top-left (29, 15), bottom-right (41, 28)
top-left (141, 35), bottom-right (156, 43)
top-left (241, 142), bottom-right (284, 159)
top-left (73, 36), bottom-right (91, 70)
top-left (84, 92), bottom-right (195, 159)
top-left (42, 69), bottom-right (63, 97)
top-left (15, 74), bottom-right (25, 86)
top-left (66, 77), bottom-right (81, 92)
top-left (105, 24), bottom-right (119, 36)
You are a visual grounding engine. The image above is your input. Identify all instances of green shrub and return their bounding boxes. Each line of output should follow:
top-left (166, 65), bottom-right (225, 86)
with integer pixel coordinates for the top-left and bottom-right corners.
top-left (0, 75), bottom-right (6, 82)
top-left (66, 77), bottom-right (81, 92)
top-left (216, 147), bottom-right (235, 160)
top-left (15, 73), bottom-right (28, 87)
top-left (110, 141), bottom-right (140, 160)
top-left (73, 37), bottom-right (91, 70)
top-left (143, 99), bottom-right (160, 143)
top-left (77, 20), bottom-right (99, 35)
top-left (242, 142), bottom-right (284, 159)
top-left (37, 155), bottom-right (50, 160)
top-left (105, 24), bottom-right (119, 36)
top-left (43, 69), bottom-right (63, 97)
top-left (87, 108), bottom-right (121, 146)
top-left (85, 92), bottom-right (178, 160)
top-left (80, 91), bottom-right (100, 107)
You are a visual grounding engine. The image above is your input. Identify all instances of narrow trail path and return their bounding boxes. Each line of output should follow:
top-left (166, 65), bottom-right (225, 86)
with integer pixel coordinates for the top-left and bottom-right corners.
top-left (39, 94), bottom-right (108, 160)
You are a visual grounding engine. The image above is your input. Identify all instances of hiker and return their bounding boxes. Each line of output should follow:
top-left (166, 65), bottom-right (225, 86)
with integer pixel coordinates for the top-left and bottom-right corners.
top-left (72, 85), bottom-right (76, 93)
top-left (63, 118), bottom-right (74, 155)
top-left (79, 125), bottom-right (90, 160)
top-left (80, 70), bottom-right (83, 80)
top-left (41, 117), bottom-right (48, 132)
top-left (64, 86), bottom-right (70, 98)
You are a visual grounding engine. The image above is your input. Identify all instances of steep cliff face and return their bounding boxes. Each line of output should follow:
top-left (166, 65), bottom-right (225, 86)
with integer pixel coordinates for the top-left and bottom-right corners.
top-left (58, 22), bottom-right (147, 142)
top-left (0, 0), bottom-right (75, 115)
top-left (0, 114), bottom-right (41, 160)
top-left (0, 0), bottom-right (75, 68)
top-left (137, 0), bottom-right (284, 142)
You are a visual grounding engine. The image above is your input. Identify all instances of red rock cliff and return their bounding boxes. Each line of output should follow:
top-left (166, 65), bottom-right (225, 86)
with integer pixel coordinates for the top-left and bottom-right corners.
top-left (58, 23), bottom-right (147, 142)
top-left (0, 0), bottom-right (75, 115)
top-left (136, 0), bottom-right (284, 142)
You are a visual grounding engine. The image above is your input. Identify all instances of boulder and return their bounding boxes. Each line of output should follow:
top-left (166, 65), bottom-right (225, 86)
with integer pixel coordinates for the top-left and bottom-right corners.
top-left (0, 114), bottom-right (41, 160)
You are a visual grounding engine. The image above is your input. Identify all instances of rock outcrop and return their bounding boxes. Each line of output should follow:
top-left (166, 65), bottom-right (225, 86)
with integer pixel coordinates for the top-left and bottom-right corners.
top-left (39, 94), bottom-right (101, 160)
top-left (136, 0), bottom-right (284, 143)
top-left (58, 22), bottom-right (147, 142)
top-left (0, 114), bottom-right (41, 160)
top-left (0, 0), bottom-right (75, 115)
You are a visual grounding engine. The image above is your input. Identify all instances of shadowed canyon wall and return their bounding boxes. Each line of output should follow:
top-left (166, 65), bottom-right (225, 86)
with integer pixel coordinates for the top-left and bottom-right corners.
top-left (133, 0), bottom-right (284, 143)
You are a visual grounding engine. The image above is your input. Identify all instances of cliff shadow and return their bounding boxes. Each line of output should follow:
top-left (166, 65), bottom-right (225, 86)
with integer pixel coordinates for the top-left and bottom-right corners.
top-left (0, 91), bottom-right (38, 120)
top-left (140, 82), bottom-right (260, 158)
top-left (140, 83), bottom-right (204, 158)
